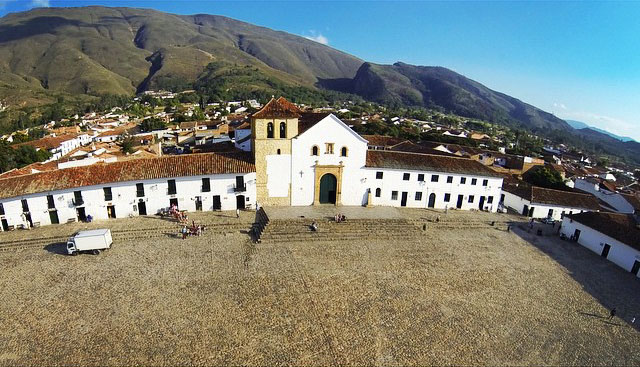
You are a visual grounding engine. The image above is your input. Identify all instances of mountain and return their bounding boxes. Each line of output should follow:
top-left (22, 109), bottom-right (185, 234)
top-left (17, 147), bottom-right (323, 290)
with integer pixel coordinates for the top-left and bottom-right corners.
top-left (566, 120), bottom-right (635, 142)
top-left (0, 6), bottom-right (362, 101)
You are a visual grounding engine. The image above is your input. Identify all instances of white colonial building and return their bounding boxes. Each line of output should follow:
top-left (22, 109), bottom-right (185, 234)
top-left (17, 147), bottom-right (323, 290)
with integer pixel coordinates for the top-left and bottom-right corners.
top-left (0, 154), bottom-right (255, 230)
top-left (560, 212), bottom-right (640, 278)
top-left (502, 183), bottom-right (600, 220)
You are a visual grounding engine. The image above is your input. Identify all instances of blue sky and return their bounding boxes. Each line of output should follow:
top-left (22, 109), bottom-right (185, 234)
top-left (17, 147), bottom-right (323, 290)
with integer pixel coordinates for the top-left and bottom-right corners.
top-left (1, 1), bottom-right (639, 140)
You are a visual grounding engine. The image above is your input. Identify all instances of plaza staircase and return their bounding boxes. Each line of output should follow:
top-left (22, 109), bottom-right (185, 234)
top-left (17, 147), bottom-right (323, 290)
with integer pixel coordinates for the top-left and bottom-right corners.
top-left (258, 218), bottom-right (424, 243)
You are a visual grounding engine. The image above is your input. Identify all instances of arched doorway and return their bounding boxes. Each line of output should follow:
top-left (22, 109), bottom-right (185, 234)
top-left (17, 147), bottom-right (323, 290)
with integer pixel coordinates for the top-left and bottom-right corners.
top-left (428, 193), bottom-right (436, 208)
top-left (319, 174), bottom-right (337, 204)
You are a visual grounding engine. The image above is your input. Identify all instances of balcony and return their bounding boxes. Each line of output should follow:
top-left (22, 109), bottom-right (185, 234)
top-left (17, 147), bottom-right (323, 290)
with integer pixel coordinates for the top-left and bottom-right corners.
top-left (72, 198), bottom-right (84, 206)
top-left (233, 184), bottom-right (246, 193)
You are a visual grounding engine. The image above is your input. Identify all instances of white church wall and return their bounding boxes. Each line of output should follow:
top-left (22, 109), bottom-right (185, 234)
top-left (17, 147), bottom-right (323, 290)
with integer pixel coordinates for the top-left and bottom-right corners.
top-left (266, 154), bottom-right (291, 198)
top-left (290, 115), bottom-right (369, 206)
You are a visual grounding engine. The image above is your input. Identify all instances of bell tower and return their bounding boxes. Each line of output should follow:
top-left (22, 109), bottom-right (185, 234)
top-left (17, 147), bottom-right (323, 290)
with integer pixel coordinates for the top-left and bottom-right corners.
top-left (251, 97), bottom-right (301, 205)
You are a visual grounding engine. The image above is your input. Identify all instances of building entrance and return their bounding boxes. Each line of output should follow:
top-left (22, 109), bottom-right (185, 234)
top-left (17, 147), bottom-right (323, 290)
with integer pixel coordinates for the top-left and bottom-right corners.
top-left (319, 174), bottom-right (337, 204)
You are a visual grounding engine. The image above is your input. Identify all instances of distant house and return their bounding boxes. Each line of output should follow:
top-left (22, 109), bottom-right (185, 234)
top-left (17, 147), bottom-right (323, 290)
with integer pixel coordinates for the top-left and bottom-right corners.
top-left (574, 177), bottom-right (636, 213)
top-left (234, 122), bottom-right (252, 152)
top-left (502, 184), bottom-right (600, 220)
top-left (560, 212), bottom-right (640, 278)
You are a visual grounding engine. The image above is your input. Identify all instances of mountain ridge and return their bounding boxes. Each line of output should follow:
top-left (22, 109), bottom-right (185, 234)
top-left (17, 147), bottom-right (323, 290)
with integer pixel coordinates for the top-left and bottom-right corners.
top-left (566, 120), bottom-right (636, 142)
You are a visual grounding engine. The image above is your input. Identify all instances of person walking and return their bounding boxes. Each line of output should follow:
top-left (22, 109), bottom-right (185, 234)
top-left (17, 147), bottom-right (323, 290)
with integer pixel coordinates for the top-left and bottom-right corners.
top-left (236, 208), bottom-right (240, 219)
top-left (609, 307), bottom-right (617, 320)
top-left (181, 226), bottom-right (188, 240)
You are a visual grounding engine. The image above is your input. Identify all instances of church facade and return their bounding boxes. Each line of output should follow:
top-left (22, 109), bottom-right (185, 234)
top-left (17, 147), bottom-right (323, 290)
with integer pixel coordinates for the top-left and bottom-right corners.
top-left (249, 97), bottom-right (504, 210)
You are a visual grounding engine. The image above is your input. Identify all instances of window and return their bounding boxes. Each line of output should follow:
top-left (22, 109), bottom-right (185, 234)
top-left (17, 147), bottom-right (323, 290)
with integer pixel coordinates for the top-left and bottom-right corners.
top-left (447, 176), bottom-right (453, 183)
top-left (431, 175), bottom-right (439, 182)
top-left (548, 209), bottom-right (554, 217)
top-left (279, 122), bottom-right (286, 138)
top-left (415, 192), bottom-right (422, 201)
top-left (418, 174), bottom-right (425, 182)
top-left (267, 122), bottom-right (274, 138)
top-left (73, 191), bottom-right (83, 206)
top-left (391, 191), bottom-right (398, 200)
top-left (201, 178), bottom-right (211, 193)
top-left (103, 187), bottom-right (113, 201)
top-left (136, 183), bottom-right (145, 197)
top-left (403, 173), bottom-right (410, 181)
top-left (375, 188), bottom-right (381, 197)
top-left (311, 146), bottom-right (319, 156)
top-left (168, 179), bottom-right (177, 195)
top-left (487, 196), bottom-right (493, 204)
top-left (341, 147), bottom-right (348, 157)
top-left (482, 179), bottom-right (488, 187)
top-left (376, 171), bottom-right (383, 179)
top-left (21, 199), bottom-right (29, 212)
top-left (0, 203), bottom-right (4, 215)
top-left (277, 149), bottom-right (281, 155)
top-left (444, 193), bottom-right (451, 202)
top-left (461, 177), bottom-right (467, 184)
top-left (471, 178), bottom-right (477, 185)
top-left (325, 143), bottom-right (334, 154)
top-left (468, 195), bottom-right (474, 203)
top-left (47, 195), bottom-right (55, 209)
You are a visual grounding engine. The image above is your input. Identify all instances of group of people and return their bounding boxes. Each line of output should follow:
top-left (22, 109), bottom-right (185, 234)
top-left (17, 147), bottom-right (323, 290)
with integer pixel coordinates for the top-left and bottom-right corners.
top-left (334, 213), bottom-right (347, 223)
top-left (169, 204), bottom-right (189, 223)
top-left (180, 220), bottom-right (206, 239)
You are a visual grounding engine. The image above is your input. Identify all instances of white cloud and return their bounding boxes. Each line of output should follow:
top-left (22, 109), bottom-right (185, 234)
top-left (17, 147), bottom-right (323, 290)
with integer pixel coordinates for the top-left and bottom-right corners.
top-left (557, 109), bottom-right (638, 140)
top-left (0, 0), bottom-right (49, 9)
top-left (302, 30), bottom-right (329, 45)
top-left (552, 102), bottom-right (567, 110)
top-left (31, 0), bottom-right (50, 7)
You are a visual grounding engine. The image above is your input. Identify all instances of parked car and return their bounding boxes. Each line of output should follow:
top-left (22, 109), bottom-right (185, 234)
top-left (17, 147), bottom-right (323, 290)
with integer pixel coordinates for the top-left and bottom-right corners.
top-left (541, 217), bottom-right (556, 225)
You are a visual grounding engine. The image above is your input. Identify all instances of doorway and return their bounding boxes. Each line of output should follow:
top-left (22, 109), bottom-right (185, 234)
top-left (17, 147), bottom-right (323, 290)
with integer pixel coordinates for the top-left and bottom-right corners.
top-left (1, 218), bottom-right (8, 231)
top-left (76, 207), bottom-right (86, 222)
top-left (169, 198), bottom-right (178, 210)
top-left (195, 196), bottom-right (203, 211)
top-left (573, 229), bottom-right (581, 241)
top-left (601, 243), bottom-right (611, 258)
top-left (400, 192), bottom-right (408, 207)
top-left (631, 260), bottom-right (640, 276)
top-left (528, 207), bottom-right (535, 217)
top-left (522, 205), bottom-right (529, 216)
top-left (107, 205), bottom-right (116, 219)
top-left (456, 195), bottom-right (463, 209)
top-left (49, 210), bottom-right (59, 224)
top-left (319, 174), bottom-right (337, 204)
top-left (428, 193), bottom-right (436, 208)
top-left (138, 200), bottom-right (147, 216)
top-left (212, 195), bottom-right (221, 210)
top-left (236, 195), bottom-right (246, 210)
top-left (479, 196), bottom-right (485, 210)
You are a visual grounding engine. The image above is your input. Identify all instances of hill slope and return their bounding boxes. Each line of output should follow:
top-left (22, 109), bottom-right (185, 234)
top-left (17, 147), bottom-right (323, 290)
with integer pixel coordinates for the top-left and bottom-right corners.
top-left (566, 120), bottom-right (635, 142)
top-left (342, 62), bottom-right (570, 131)
top-left (0, 6), bottom-right (362, 100)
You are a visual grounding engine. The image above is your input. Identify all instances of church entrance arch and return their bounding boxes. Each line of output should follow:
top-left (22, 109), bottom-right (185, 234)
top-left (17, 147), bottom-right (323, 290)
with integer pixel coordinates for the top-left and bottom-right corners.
top-left (319, 174), bottom-right (337, 204)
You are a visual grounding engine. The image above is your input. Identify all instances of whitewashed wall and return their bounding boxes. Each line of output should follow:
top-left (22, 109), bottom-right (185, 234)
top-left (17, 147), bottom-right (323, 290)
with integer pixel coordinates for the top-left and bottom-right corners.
top-left (366, 169), bottom-right (503, 211)
top-left (574, 178), bottom-right (633, 213)
top-left (234, 129), bottom-right (251, 152)
top-left (560, 217), bottom-right (640, 278)
top-left (290, 115), bottom-right (369, 206)
top-left (266, 154), bottom-right (291, 198)
top-left (0, 172), bottom-right (255, 230)
top-left (502, 191), bottom-right (591, 220)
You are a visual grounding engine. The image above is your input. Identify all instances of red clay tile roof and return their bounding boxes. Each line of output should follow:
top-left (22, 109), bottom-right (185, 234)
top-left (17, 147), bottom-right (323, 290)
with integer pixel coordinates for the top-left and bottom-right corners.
top-left (365, 150), bottom-right (503, 177)
top-left (14, 134), bottom-right (78, 150)
top-left (504, 184), bottom-right (600, 210)
top-left (362, 135), bottom-right (408, 148)
top-left (621, 193), bottom-right (640, 211)
top-left (390, 141), bottom-right (457, 156)
top-left (251, 97), bottom-right (301, 119)
top-left (0, 153), bottom-right (254, 200)
top-left (298, 112), bottom-right (330, 135)
top-left (568, 212), bottom-right (640, 251)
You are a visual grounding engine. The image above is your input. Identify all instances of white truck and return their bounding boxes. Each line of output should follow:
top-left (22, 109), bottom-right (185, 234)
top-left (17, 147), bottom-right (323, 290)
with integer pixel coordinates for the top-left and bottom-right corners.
top-left (66, 229), bottom-right (112, 256)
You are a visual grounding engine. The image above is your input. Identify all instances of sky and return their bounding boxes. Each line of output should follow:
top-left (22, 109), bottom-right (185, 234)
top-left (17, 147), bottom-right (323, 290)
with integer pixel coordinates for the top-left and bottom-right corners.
top-left (1, 0), bottom-right (639, 140)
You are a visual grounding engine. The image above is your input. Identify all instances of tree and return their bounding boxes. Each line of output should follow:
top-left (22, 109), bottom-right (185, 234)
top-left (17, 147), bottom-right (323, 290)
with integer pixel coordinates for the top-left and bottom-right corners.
top-left (119, 136), bottom-right (136, 154)
top-left (140, 118), bottom-right (167, 132)
top-left (524, 166), bottom-right (565, 190)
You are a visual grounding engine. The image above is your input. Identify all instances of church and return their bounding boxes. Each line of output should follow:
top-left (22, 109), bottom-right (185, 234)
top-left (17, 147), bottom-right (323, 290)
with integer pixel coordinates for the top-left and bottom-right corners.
top-left (247, 97), bottom-right (504, 210)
